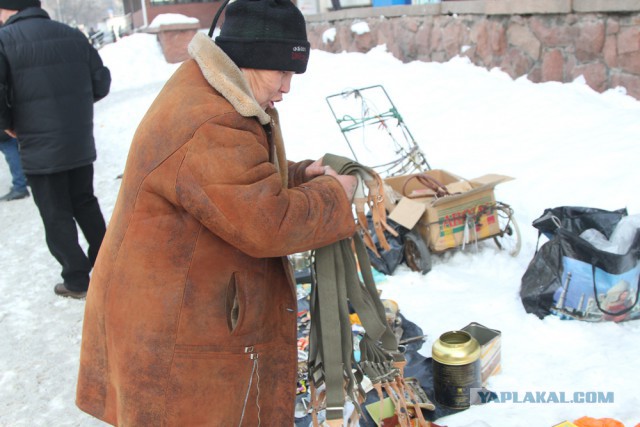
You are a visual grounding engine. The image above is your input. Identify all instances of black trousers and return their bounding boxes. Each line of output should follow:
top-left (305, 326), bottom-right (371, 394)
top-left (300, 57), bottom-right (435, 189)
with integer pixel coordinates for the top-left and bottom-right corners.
top-left (27, 164), bottom-right (106, 292)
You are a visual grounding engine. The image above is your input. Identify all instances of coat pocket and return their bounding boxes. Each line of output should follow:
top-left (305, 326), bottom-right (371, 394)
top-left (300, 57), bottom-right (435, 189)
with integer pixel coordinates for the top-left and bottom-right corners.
top-left (223, 268), bottom-right (272, 338)
top-left (225, 272), bottom-right (244, 334)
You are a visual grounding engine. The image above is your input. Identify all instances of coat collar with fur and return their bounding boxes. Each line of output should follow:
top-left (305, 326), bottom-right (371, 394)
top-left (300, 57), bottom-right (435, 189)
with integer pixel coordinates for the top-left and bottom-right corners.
top-left (188, 32), bottom-right (289, 187)
top-left (188, 32), bottom-right (272, 126)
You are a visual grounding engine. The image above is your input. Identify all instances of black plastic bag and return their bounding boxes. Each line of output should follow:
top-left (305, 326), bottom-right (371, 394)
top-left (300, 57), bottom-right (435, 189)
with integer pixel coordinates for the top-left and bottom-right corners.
top-left (532, 206), bottom-right (627, 240)
top-left (521, 207), bottom-right (640, 322)
top-left (365, 213), bottom-right (408, 276)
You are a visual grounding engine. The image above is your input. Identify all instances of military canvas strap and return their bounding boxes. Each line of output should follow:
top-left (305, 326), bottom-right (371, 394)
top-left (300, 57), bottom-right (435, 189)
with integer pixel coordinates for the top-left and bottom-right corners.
top-left (323, 153), bottom-right (398, 256)
top-left (310, 241), bottom-right (361, 425)
top-left (307, 154), bottom-right (405, 425)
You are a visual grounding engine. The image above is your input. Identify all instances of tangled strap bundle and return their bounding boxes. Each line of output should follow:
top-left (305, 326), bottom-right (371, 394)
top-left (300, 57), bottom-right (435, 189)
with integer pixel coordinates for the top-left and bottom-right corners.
top-left (307, 154), bottom-right (426, 427)
top-left (345, 156), bottom-right (399, 258)
top-left (401, 173), bottom-right (451, 199)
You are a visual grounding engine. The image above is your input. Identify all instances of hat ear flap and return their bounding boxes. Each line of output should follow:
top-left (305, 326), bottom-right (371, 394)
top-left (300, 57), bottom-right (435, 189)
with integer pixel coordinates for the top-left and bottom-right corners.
top-left (208, 0), bottom-right (232, 38)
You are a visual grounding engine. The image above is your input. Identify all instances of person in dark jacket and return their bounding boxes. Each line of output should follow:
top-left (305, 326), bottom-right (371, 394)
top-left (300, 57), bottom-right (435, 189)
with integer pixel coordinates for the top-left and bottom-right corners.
top-left (0, 0), bottom-right (111, 298)
top-left (0, 131), bottom-right (28, 201)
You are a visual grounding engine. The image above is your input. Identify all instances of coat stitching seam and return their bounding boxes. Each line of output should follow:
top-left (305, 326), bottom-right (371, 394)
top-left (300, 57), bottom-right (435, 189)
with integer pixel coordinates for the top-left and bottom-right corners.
top-left (159, 222), bottom-right (203, 426)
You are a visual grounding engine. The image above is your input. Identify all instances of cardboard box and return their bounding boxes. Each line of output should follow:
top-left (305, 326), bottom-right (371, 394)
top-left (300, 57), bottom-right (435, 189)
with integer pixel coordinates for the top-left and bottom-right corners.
top-left (461, 322), bottom-right (501, 386)
top-left (385, 170), bottom-right (513, 252)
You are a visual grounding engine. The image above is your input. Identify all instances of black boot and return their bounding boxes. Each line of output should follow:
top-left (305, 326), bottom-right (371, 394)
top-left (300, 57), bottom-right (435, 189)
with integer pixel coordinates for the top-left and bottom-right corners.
top-left (0, 188), bottom-right (30, 201)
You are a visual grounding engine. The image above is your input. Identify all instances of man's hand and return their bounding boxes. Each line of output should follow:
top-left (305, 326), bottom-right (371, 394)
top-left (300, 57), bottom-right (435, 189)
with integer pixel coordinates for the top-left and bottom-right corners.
top-left (4, 129), bottom-right (16, 138)
top-left (323, 166), bottom-right (357, 202)
top-left (304, 158), bottom-right (325, 180)
top-left (304, 158), bottom-right (357, 201)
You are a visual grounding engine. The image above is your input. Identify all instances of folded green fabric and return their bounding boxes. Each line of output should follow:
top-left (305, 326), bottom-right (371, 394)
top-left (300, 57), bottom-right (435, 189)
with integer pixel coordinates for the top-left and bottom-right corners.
top-left (308, 154), bottom-right (404, 422)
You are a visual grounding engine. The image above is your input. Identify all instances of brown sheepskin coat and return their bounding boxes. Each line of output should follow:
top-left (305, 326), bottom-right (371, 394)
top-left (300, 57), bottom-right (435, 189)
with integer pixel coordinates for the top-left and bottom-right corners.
top-left (76, 32), bottom-right (356, 426)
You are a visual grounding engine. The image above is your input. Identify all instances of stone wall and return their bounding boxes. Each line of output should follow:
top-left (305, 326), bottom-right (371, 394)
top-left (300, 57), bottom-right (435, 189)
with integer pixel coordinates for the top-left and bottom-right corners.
top-left (131, 1), bottom-right (222, 30)
top-left (305, 0), bottom-right (640, 99)
top-left (146, 22), bottom-right (200, 64)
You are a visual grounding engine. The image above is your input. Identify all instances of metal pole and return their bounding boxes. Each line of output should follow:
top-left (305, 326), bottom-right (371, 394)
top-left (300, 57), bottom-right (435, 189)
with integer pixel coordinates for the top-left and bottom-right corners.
top-left (55, 0), bottom-right (62, 22)
top-left (140, 0), bottom-right (148, 27)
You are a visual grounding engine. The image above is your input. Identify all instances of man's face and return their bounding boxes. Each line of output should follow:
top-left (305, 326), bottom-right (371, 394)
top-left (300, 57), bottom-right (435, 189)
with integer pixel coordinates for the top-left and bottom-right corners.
top-left (242, 68), bottom-right (295, 111)
top-left (0, 8), bottom-right (17, 26)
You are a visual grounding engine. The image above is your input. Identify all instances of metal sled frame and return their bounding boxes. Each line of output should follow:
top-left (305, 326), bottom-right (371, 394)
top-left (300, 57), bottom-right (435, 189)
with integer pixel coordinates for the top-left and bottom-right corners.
top-left (325, 85), bottom-right (431, 178)
top-left (324, 85), bottom-right (521, 274)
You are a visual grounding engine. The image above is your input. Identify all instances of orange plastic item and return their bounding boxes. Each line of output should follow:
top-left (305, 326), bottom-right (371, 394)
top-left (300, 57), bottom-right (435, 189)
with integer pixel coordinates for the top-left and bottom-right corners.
top-left (349, 313), bottom-right (362, 325)
top-left (573, 416), bottom-right (625, 427)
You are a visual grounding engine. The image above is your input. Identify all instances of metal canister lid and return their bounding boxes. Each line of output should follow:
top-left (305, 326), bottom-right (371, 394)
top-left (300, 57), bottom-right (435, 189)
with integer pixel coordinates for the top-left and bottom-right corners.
top-left (432, 330), bottom-right (481, 366)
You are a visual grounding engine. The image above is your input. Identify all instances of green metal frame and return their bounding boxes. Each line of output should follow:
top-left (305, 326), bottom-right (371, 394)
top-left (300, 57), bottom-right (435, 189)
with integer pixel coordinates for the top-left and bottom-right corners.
top-left (325, 84), bottom-right (431, 177)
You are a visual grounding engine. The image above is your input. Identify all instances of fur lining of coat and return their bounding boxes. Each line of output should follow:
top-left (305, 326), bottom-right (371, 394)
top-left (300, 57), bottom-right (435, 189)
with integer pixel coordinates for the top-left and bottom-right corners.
top-left (189, 32), bottom-right (271, 126)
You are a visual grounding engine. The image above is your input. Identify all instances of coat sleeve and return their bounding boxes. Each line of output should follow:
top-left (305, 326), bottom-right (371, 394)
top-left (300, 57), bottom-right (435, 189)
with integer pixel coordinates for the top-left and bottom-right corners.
top-left (0, 52), bottom-right (12, 130)
top-left (288, 159), bottom-right (313, 188)
top-left (89, 45), bottom-right (111, 102)
top-left (168, 122), bottom-right (356, 258)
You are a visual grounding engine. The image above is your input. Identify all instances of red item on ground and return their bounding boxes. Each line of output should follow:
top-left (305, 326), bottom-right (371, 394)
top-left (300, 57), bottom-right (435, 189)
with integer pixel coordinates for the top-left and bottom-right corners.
top-left (573, 416), bottom-right (625, 427)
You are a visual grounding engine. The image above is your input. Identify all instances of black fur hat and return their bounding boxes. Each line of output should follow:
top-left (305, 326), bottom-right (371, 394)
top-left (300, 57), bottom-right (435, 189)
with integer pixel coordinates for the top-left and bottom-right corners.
top-left (212, 0), bottom-right (310, 74)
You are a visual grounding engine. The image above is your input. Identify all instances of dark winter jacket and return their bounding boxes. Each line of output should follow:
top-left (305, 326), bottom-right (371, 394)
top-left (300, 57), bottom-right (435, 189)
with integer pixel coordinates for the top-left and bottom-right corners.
top-left (0, 7), bottom-right (111, 174)
top-left (0, 130), bottom-right (11, 143)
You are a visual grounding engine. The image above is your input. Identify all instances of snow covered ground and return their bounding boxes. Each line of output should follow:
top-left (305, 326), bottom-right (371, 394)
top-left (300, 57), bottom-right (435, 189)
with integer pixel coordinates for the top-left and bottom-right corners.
top-left (1, 30), bottom-right (639, 426)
